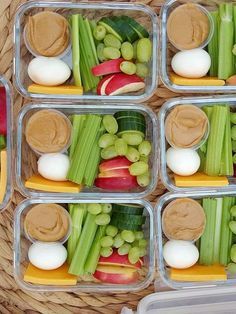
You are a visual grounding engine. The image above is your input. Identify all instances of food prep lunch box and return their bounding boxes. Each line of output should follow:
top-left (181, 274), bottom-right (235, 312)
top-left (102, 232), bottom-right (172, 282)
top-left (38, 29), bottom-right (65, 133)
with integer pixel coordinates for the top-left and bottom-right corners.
top-left (16, 102), bottom-right (158, 199)
top-left (0, 75), bottom-right (12, 212)
top-left (13, 1), bottom-right (158, 103)
top-left (13, 198), bottom-right (154, 292)
top-left (159, 95), bottom-right (236, 193)
top-left (160, 0), bottom-right (236, 94)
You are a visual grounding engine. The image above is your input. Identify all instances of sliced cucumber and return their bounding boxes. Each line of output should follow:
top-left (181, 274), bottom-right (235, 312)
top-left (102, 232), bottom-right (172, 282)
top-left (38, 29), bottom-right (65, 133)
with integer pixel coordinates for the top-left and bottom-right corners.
top-left (112, 204), bottom-right (144, 215)
top-left (116, 117), bottom-right (146, 126)
top-left (112, 16), bottom-right (139, 43)
top-left (117, 120), bottom-right (146, 135)
top-left (114, 111), bottom-right (145, 121)
top-left (111, 219), bottom-right (142, 231)
top-left (112, 213), bottom-right (146, 225)
top-left (120, 16), bottom-right (149, 39)
top-left (98, 17), bottom-right (125, 42)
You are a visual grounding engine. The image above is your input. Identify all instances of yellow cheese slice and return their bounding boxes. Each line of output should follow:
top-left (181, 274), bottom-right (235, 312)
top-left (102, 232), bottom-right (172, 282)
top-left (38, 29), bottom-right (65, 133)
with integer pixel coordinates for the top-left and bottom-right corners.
top-left (24, 263), bottom-right (77, 285)
top-left (0, 149), bottom-right (7, 203)
top-left (170, 72), bottom-right (225, 86)
top-left (25, 174), bottom-right (82, 193)
top-left (174, 172), bottom-right (229, 187)
top-left (28, 84), bottom-right (83, 95)
top-left (170, 264), bottom-right (227, 282)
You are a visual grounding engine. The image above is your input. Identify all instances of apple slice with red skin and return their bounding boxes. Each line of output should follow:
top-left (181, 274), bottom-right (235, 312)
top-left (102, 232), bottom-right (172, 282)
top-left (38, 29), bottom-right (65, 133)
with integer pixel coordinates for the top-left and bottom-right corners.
top-left (92, 58), bottom-right (124, 76)
top-left (98, 250), bottom-right (142, 269)
top-left (95, 175), bottom-right (138, 190)
top-left (99, 156), bottom-right (132, 173)
top-left (97, 74), bottom-right (115, 95)
top-left (105, 73), bottom-right (145, 96)
top-left (94, 265), bottom-right (140, 284)
top-left (98, 168), bottom-right (131, 178)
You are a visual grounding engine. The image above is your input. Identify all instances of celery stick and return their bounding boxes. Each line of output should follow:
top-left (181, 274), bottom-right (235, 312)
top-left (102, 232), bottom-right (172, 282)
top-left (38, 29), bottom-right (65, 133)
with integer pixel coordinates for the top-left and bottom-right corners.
top-left (207, 11), bottom-right (219, 77)
top-left (67, 115), bottom-right (102, 184)
top-left (84, 225), bottom-right (106, 275)
top-left (89, 20), bottom-right (100, 46)
top-left (220, 106), bottom-right (233, 176)
top-left (67, 204), bottom-right (87, 264)
top-left (199, 198), bottom-right (217, 265)
top-left (218, 3), bottom-right (234, 79)
top-left (205, 106), bottom-right (227, 176)
top-left (69, 213), bottom-right (98, 275)
top-left (84, 18), bottom-right (99, 64)
top-left (219, 197), bottom-right (235, 265)
top-left (69, 115), bottom-right (87, 159)
top-left (71, 15), bottom-right (82, 86)
top-left (213, 198), bottom-right (223, 264)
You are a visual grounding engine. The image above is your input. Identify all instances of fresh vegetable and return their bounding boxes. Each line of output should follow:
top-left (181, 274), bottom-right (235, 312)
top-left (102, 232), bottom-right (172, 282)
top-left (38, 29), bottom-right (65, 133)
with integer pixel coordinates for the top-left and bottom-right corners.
top-left (71, 15), bottom-right (81, 86)
top-left (207, 11), bottom-right (219, 77)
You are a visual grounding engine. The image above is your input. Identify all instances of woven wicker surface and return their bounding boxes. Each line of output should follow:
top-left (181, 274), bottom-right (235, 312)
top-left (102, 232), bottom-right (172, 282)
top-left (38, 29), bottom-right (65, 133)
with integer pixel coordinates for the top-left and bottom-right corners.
top-left (0, 0), bottom-right (176, 313)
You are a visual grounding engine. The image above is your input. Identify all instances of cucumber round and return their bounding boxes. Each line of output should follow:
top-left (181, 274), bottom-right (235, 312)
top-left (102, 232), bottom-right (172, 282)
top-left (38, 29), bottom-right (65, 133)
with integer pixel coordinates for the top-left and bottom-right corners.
top-left (112, 204), bottom-right (144, 215)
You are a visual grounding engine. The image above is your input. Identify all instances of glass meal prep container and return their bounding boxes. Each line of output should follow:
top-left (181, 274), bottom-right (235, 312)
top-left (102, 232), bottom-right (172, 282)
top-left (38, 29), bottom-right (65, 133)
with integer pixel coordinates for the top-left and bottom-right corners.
top-left (159, 95), bottom-right (236, 193)
top-left (16, 103), bottom-right (158, 199)
top-left (13, 1), bottom-right (158, 103)
top-left (156, 190), bottom-right (236, 290)
top-left (13, 198), bottom-right (154, 292)
top-left (0, 75), bottom-right (12, 212)
top-left (160, 0), bottom-right (236, 94)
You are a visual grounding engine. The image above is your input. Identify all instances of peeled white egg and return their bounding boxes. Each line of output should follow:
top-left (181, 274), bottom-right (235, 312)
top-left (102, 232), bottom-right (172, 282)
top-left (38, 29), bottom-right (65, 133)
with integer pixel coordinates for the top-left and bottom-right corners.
top-left (163, 240), bottom-right (199, 269)
top-left (28, 242), bottom-right (67, 270)
top-left (171, 49), bottom-right (211, 78)
top-left (28, 57), bottom-right (71, 86)
top-left (166, 147), bottom-right (200, 176)
top-left (38, 153), bottom-right (70, 181)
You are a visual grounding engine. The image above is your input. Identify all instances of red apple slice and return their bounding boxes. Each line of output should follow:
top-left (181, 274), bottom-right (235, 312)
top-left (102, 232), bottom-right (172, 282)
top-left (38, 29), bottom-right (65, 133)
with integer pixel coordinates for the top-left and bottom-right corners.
top-left (95, 176), bottom-right (138, 191)
top-left (105, 73), bottom-right (145, 96)
top-left (94, 265), bottom-right (139, 284)
top-left (97, 75), bottom-right (115, 95)
top-left (99, 156), bottom-right (132, 173)
top-left (98, 250), bottom-right (142, 269)
top-left (92, 58), bottom-right (124, 76)
top-left (98, 168), bottom-right (131, 178)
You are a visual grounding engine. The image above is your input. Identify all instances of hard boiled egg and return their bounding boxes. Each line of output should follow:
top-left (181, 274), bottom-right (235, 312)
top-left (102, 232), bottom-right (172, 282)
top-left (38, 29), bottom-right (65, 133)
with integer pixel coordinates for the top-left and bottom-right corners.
top-left (171, 49), bottom-right (211, 78)
top-left (38, 153), bottom-right (70, 181)
top-left (163, 240), bottom-right (199, 269)
top-left (28, 242), bottom-right (67, 270)
top-left (166, 147), bottom-right (200, 176)
top-left (28, 57), bottom-right (71, 86)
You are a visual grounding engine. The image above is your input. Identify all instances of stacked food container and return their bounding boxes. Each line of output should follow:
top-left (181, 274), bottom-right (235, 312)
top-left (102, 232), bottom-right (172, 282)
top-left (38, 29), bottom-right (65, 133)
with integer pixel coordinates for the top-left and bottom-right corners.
top-left (10, 0), bottom-right (236, 311)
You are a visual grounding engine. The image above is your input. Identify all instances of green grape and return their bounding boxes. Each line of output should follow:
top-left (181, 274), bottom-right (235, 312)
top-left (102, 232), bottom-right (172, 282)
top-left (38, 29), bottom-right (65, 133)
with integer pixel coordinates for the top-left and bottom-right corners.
top-left (134, 231), bottom-right (144, 240)
top-left (232, 141), bottom-right (236, 153)
top-left (137, 172), bottom-right (150, 187)
top-left (87, 203), bottom-right (102, 215)
top-left (231, 244), bottom-right (236, 263)
top-left (93, 25), bottom-right (106, 41)
top-left (115, 138), bottom-right (128, 156)
top-left (135, 63), bottom-right (149, 78)
top-left (128, 246), bottom-right (140, 264)
top-left (228, 263), bottom-right (236, 274)
top-left (113, 233), bottom-right (125, 248)
top-left (106, 225), bottom-right (118, 237)
top-left (231, 125), bottom-right (236, 140)
top-left (97, 43), bottom-right (106, 62)
top-left (139, 155), bottom-right (149, 163)
top-left (122, 133), bottom-right (143, 146)
top-left (100, 247), bottom-right (113, 257)
top-left (231, 112), bottom-right (236, 124)
top-left (129, 161), bottom-right (148, 176)
top-left (137, 38), bottom-right (152, 63)
top-left (104, 34), bottom-right (121, 49)
top-left (102, 203), bottom-right (112, 214)
top-left (233, 153), bottom-right (236, 164)
top-left (99, 134), bottom-right (116, 148)
top-left (100, 236), bottom-right (114, 247)
top-left (229, 221), bottom-right (236, 234)
top-left (125, 146), bottom-right (140, 162)
top-left (118, 243), bottom-right (132, 255)
top-left (132, 41), bottom-right (138, 59)
top-left (230, 205), bottom-right (236, 217)
top-left (121, 42), bottom-right (134, 60)
top-left (139, 239), bottom-right (147, 248)
top-left (138, 140), bottom-right (152, 157)
top-left (120, 61), bottom-right (136, 75)
top-left (103, 115), bottom-right (118, 134)
top-left (121, 230), bottom-right (135, 243)
top-left (95, 213), bottom-right (111, 226)
top-left (132, 240), bottom-right (139, 247)
top-left (139, 247), bottom-right (147, 257)
top-left (103, 47), bottom-right (121, 59)
top-left (101, 146), bottom-right (118, 160)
